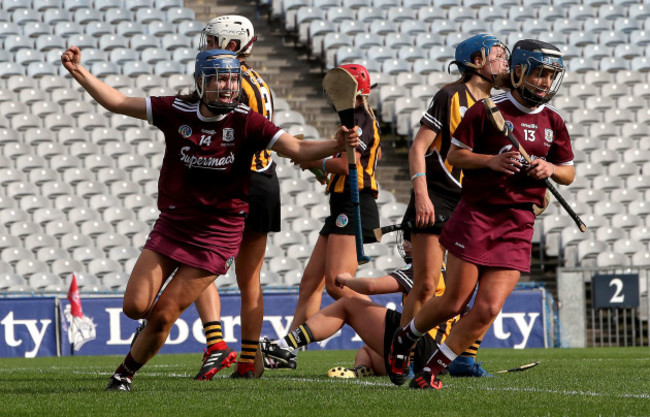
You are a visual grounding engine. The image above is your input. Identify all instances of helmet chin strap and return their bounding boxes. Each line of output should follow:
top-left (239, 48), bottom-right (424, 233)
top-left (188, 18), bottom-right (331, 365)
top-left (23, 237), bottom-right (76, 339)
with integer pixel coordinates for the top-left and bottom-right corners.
top-left (474, 71), bottom-right (494, 84)
top-left (239, 35), bottom-right (257, 55)
top-left (202, 97), bottom-right (235, 114)
top-left (519, 85), bottom-right (545, 107)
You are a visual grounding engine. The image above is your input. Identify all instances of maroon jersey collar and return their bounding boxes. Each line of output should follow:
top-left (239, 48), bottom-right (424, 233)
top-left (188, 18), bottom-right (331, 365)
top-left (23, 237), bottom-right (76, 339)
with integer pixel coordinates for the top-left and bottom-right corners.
top-left (506, 91), bottom-right (546, 115)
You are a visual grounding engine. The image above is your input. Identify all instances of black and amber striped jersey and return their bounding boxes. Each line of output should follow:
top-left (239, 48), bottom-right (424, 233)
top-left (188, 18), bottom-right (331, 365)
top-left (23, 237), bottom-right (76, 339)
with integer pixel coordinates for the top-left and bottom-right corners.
top-left (326, 106), bottom-right (381, 198)
top-left (390, 264), bottom-right (456, 345)
top-left (420, 83), bottom-right (477, 197)
top-left (240, 61), bottom-right (275, 175)
top-left (390, 264), bottom-right (445, 298)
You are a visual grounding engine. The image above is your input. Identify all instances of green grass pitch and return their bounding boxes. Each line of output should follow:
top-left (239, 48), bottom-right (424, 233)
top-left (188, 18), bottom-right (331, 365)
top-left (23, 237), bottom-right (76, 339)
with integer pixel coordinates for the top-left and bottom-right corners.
top-left (1, 347), bottom-right (648, 416)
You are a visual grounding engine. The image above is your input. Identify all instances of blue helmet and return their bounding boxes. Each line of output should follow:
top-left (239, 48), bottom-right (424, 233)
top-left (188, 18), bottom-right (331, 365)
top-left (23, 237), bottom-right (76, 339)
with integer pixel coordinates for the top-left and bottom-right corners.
top-left (510, 39), bottom-right (565, 106)
top-left (451, 33), bottom-right (507, 75)
top-left (194, 49), bottom-right (241, 112)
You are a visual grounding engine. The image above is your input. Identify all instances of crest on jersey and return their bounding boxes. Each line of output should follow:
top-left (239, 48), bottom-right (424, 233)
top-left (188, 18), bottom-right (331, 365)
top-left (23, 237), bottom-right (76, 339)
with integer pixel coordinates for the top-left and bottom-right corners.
top-left (178, 125), bottom-right (192, 138)
top-left (544, 128), bottom-right (553, 143)
top-left (505, 120), bottom-right (514, 132)
top-left (223, 128), bottom-right (235, 142)
top-left (459, 106), bottom-right (467, 117)
top-left (335, 214), bottom-right (348, 228)
top-left (225, 256), bottom-right (234, 270)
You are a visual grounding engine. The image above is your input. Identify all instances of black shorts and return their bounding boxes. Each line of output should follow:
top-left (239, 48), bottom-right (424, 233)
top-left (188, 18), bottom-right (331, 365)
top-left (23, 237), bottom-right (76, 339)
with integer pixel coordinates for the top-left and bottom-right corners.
top-left (320, 191), bottom-right (379, 243)
top-left (404, 187), bottom-right (461, 235)
top-left (245, 171), bottom-right (281, 233)
top-left (383, 309), bottom-right (438, 374)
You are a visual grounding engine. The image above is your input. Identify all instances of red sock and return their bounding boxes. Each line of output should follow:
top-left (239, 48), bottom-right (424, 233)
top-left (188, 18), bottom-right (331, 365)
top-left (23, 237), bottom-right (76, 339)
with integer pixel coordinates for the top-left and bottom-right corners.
top-left (237, 362), bottom-right (255, 375)
top-left (208, 340), bottom-right (228, 352)
top-left (424, 344), bottom-right (456, 377)
top-left (114, 352), bottom-right (143, 379)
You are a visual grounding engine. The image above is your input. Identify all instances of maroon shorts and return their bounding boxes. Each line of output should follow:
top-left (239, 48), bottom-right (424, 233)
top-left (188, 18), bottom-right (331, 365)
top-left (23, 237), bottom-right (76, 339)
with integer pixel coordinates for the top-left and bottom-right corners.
top-left (439, 200), bottom-right (535, 273)
top-left (144, 208), bottom-right (245, 275)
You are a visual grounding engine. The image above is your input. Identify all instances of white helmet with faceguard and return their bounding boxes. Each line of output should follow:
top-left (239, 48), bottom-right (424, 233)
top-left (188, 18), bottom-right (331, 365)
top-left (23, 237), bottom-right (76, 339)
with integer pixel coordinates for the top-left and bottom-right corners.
top-left (509, 39), bottom-right (565, 107)
top-left (199, 15), bottom-right (257, 56)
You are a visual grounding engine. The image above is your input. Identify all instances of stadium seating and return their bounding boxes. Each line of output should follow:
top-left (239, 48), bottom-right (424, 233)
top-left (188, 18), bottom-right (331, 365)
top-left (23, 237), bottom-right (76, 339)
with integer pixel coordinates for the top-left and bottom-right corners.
top-left (0, 0), bottom-right (648, 295)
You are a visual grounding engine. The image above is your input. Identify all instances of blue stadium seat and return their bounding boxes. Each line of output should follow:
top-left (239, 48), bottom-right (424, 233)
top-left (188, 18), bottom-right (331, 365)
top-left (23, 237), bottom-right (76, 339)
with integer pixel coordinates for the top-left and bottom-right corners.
top-left (268, 256), bottom-right (302, 275)
top-left (417, 7), bottom-right (444, 23)
top-left (153, 60), bottom-right (185, 77)
top-left (155, 0), bottom-right (183, 10)
top-left (114, 21), bottom-right (145, 38)
top-left (583, 17), bottom-right (611, 34)
top-left (386, 6), bottom-right (416, 22)
top-left (397, 19), bottom-right (427, 37)
top-left (385, 32), bottom-right (413, 50)
top-left (33, 0), bottom-right (62, 11)
top-left (161, 34), bottom-right (186, 51)
top-left (165, 7), bottom-right (195, 24)
top-left (536, 4), bottom-right (564, 21)
top-left (341, 0), bottom-right (366, 9)
top-left (366, 46), bottom-right (394, 64)
top-left (599, 30), bottom-right (627, 47)
top-left (369, 20), bottom-right (397, 36)
top-left (596, 251), bottom-right (629, 268)
top-left (73, 7), bottom-right (102, 24)
top-left (104, 8), bottom-right (134, 24)
top-left (42, 9), bottom-right (70, 25)
top-left (177, 20), bottom-right (203, 37)
top-left (102, 271), bottom-right (129, 291)
top-left (84, 21), bottom-right (114, 38)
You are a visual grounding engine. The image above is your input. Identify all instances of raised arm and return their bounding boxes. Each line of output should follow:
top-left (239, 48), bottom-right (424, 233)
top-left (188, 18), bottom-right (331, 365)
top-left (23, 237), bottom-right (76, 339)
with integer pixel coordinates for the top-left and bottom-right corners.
top-left (272, 125), bottom-right (359, 162)
top-left (298, 151), bottom-right (358, 176)
top-left (61, 46), bottom-right (147, 120)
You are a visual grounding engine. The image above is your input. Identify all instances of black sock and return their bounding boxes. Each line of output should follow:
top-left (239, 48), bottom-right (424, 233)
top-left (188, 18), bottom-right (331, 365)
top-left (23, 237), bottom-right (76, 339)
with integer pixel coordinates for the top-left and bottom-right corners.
top-left (284, 324), bottom-right (314, 349)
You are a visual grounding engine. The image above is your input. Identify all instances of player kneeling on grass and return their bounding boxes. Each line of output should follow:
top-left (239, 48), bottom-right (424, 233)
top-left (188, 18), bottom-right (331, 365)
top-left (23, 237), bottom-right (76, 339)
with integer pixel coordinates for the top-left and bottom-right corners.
top-left (61, 46), bottom-right (361, 392)
top-left (261, 236), bottom-right (459, 380)
top-left (387, 39), bottom-right (575, 390)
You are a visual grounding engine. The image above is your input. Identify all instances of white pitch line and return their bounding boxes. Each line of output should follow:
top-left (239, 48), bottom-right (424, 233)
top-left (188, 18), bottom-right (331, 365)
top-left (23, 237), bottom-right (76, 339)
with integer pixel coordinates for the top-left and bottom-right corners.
top-left (6, 367), bottom-right (648, 399)
top-left (281, 376), bottom-right (394, 387)
top-left (466, 385), bottom-right (650, 400)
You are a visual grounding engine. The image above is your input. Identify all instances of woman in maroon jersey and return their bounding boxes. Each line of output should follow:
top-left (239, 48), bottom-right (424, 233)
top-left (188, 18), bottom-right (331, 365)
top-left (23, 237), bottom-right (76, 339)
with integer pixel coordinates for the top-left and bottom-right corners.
top-left (387, 39), bottom-right (575, 390)
top-left (61, 46), bottom-right (359, 391)
top-left (401, 33), bottom-right (509, 377)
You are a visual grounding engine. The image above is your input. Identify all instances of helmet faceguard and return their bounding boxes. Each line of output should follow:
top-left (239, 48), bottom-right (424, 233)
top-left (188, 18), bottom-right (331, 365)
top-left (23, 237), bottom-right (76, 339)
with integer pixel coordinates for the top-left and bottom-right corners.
top-left (396, 229), bottom-right (412, 264)
top-left (194, 49), bottom-right (241, 114)
top-left (338, 64), bottom-right (372, 96)
top-left (449, 33), bottom-right (509, 82)
top-left (510, 39), bottom-right (565, 107)
top-left (199, 15), bottom-right (257, 56)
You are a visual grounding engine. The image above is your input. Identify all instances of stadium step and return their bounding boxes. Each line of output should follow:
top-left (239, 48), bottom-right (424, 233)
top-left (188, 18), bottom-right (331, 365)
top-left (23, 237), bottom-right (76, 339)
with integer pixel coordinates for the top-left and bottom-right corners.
top-left (185, 0), bottom-right (412, 204)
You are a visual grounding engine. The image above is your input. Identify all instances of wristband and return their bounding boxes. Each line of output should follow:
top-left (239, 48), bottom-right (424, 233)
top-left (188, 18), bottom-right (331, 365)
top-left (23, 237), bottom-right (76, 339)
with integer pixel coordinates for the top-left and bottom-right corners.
top-left (551, 164), bottom-right (556, 177)
top-left (322, 158), bottom-right (328, 172)
top-left (410, 172), bottom-right (425, 181)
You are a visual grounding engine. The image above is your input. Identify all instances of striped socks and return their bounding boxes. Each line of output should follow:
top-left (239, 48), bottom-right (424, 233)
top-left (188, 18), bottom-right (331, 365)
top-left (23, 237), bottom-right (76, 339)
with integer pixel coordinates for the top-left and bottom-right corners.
top-left (284, 324), bottom-right (314, 350)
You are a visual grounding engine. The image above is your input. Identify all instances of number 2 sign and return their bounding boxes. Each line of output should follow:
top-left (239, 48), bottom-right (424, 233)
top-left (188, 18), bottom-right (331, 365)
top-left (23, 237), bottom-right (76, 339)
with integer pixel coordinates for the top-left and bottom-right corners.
top-left (591, 274), bottom-right (640, 309)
